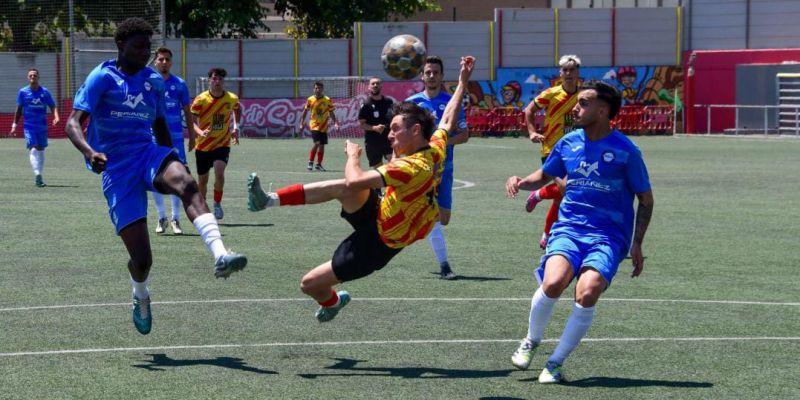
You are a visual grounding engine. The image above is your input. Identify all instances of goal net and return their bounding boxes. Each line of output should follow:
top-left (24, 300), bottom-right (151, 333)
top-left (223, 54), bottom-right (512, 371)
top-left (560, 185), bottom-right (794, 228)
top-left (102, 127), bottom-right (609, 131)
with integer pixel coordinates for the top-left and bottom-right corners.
top-left (196, 76), bottom-right (371, 139)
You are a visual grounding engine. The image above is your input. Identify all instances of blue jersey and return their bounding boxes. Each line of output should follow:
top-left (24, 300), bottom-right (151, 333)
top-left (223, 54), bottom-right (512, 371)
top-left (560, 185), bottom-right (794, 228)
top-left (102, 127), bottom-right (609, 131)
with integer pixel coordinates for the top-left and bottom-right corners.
top-left (73, 60), bottom-right (166, 169)
top-left (16, 85), bottom-right (56, 135)
top-left (405, 91), bottom-right (467, 171)
top-left (543, 129), bottom-right (651, 249)
top-left (162, 74), bottom-right (191, 138)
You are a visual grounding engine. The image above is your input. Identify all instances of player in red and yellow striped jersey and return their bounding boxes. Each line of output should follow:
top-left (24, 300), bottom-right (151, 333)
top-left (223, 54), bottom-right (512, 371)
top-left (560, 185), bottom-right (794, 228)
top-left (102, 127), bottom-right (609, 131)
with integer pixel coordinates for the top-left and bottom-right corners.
top-left (190, 68), bottom-right (241, 220)
top-left (297, 82), bottom-right (339, 171)
top-left (523, 55), bottom-right (581, 250)
top-left (247, 56), bottom-right (476, 323)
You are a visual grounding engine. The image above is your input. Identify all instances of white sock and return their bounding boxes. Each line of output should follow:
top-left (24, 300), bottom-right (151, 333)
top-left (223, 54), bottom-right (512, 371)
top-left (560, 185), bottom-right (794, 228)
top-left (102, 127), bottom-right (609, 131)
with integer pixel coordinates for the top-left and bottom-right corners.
top-left (192, 212), bottom-right (227, 260)
top-left (549, 302), bottom-right (596, 365)
top-left (428, 222), bottom-right (448, 264)
top-left (526, 286), bottom-right (559, 343)
top-left (29, 149), bottom-right (44, 176)
top-left (533, 190), bottom-right (541, 201)
top-left (130, 276), bottom-right (150, 300)
top-left (152, 192), bottom-right (167, 219)
top-left (170, 195), bottom-right (182, 220)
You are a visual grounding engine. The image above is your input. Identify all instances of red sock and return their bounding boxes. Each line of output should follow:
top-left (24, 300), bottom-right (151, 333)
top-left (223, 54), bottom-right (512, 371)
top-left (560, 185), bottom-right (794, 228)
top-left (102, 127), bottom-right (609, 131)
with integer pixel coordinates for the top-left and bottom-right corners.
top-left (539, 183), bottom-right (561, 200)
top-left (276, 183), bottom-right (306, 206)
top-left (213, 190), bottom-right (223, 204)
top-left (309, 148), bottom-right (317, 162)
top-left (316, 149), bottom-right (324, 164)
top-left (543, 196), bottom-right (562, 235)
top-left (318, 289), bottom-right (339, 307)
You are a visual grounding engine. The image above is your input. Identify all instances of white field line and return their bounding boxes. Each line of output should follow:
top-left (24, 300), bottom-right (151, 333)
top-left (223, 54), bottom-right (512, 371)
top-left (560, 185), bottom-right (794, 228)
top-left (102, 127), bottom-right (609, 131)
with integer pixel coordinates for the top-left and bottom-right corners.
top-left (453, 179), bottom-right (475, 190)
top-left (1, 336), bottom-right (799, 358)
top-left (1, 297), bottom-right (798, 313)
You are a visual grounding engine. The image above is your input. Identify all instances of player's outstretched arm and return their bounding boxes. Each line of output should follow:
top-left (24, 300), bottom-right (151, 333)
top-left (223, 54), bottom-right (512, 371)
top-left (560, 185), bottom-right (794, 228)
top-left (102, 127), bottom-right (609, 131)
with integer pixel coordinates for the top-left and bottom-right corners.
top-left (630, 190), bottom-right (654, 277)
top-left (65, 109), bottom-right (106, 173)
top-left (344, 140), bottom-right (384, 190)
top-left (505, 169), bottom-right (553, 198)
top-left (439, 56), bottom-right (475, 133)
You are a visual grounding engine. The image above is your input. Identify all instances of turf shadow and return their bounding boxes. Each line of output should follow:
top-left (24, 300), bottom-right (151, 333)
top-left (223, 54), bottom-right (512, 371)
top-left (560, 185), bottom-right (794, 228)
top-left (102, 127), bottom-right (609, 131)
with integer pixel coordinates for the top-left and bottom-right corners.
top-left (219, 223), bottom-right (274, 228)
top-left (298, 357), bottom-right (516, 380)
top-left (519, 376), bottom-right (713, 388)
top-left (133, 353), bottom-right (277, 375)
top-left (428, 272), bottom-right (511, 282)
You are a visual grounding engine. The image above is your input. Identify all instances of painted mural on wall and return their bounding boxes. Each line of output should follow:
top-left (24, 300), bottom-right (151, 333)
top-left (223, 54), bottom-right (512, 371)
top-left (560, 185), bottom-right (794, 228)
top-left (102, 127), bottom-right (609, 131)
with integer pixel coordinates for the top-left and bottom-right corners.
top-left (238, 66), bottom-right (683, 138)
top-left (493, 66), bottom-right (683, 109)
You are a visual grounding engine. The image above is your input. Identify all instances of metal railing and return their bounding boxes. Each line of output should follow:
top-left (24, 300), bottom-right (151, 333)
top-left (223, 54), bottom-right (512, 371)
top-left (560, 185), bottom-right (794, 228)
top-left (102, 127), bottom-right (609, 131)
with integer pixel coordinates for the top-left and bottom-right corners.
top-left (693, 104), bottom-right (800, 135)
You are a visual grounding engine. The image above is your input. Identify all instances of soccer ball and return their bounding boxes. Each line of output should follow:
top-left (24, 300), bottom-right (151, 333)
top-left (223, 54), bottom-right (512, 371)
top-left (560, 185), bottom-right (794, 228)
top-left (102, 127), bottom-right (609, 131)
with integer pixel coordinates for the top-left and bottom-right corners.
top-left (381, 34), bottom-right (426, 80)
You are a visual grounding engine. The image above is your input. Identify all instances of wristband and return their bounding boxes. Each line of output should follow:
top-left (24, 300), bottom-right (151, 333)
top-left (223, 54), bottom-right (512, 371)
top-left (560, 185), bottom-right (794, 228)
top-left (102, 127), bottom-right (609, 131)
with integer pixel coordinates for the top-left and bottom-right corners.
top-left (11, 122), bottom-right (17, 130)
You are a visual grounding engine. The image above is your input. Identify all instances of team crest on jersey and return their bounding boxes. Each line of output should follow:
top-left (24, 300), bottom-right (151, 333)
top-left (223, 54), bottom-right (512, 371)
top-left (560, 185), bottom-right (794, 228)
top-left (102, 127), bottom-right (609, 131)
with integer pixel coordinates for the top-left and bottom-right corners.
top-left (602, 151), bottom-right (615, 163)
top-left (144, 81), bottom-right (152, 91)
top-left (170, 85), bottom-right (176, 91)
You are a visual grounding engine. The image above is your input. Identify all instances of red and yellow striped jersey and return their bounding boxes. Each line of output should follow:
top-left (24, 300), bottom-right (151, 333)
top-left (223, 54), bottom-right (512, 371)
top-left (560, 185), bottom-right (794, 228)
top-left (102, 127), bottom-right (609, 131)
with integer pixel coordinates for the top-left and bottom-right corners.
top-left (376, 129), bottom-right (448, 249)
top-left (190, 90), bottom-right (240, 152)
top-left (534, 85), bottom-right (578, 157)
top-left (304, 95), bottom-right (334, 133)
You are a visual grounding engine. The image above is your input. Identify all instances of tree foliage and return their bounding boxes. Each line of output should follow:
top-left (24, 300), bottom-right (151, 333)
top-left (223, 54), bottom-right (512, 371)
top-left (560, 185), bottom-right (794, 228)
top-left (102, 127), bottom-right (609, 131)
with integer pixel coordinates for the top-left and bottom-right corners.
top-left (273, 0), bottom-right (440, 39)
top-left (165, 0), bottom-right (268, 39)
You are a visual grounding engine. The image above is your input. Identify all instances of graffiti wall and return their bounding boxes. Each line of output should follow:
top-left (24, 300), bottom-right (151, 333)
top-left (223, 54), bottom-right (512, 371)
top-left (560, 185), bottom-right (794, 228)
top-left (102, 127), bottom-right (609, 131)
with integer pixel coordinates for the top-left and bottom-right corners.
top-left (494, 66), bottom-right (683, 109)
top-left (238, 66), bottom-right (682, 138)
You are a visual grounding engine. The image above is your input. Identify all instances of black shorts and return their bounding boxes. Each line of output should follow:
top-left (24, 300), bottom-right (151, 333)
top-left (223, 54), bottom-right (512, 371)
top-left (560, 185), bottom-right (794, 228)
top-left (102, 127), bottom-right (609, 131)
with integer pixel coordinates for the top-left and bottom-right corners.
top-left (195, 147), bottom-right (230, 176)
top-left (365, 137), bottom-right (392, 167)
top-left (332, 190), bottom-right (402, 282)
top-left (311, 130), bottom-right (328, 145)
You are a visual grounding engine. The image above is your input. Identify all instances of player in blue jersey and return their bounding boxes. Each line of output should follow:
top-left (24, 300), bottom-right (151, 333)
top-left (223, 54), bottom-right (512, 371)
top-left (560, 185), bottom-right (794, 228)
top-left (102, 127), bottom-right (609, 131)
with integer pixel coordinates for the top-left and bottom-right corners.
top-left (405, 56), bottom-right (469, 280)
top-left (63, 18), bottom-right (247, 336)
top-left (505, 81), bottom-right (654, 383)
top-left (11, 68), bottom-right (60, 187)
top-left (150, 46), bottom-right (194, 235)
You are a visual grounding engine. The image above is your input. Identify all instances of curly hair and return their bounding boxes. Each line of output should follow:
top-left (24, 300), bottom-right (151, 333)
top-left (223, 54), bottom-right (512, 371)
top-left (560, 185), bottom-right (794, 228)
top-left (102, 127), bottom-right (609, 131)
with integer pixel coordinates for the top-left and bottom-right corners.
top-left (114, 17), bottom-right (154, 43)
top-left (392, 102), bottom-right (436, 140)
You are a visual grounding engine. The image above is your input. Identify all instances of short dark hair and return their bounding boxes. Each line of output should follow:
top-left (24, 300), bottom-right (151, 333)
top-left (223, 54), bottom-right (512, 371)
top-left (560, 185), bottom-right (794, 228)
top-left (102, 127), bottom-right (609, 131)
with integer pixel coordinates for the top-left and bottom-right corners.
top-left (28, 68), bottom-right (39, 75)
top-left (208, 68), bottom-right (227, 78)
top-left (582, 81), bottom-right (622, 119)
top-left (114, 17), bottom-right (154, 43)
top-left (155, 47), bottom-right (172, 57)
top-left (424, 56), bottom-right (444, 73)
top-left (314, 81), bottom-right (324, 88)
top-left (392, 102), bottom-right (436, 140)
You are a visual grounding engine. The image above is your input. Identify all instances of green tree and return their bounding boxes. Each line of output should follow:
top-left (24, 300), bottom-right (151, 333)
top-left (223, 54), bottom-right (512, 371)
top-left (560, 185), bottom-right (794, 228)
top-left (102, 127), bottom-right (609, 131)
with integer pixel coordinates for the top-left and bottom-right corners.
top-left (274, 0), bottom-right (440, 38)
top-left (166, 0), bottom-right (268, 38)
top-left (0, 0), bottom-right (63, 52)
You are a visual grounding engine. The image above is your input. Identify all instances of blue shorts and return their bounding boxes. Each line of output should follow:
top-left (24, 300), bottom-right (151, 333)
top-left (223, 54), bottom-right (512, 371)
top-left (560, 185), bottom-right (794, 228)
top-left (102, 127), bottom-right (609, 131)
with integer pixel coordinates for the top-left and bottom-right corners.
top-left (535, 231), bottom-right (627, 287)
top-left (24, 129), bottom-right (48, 149)
top-left (172, 135), bottom-right (187, 164)
top-left (437, 167), bottom-right (454, 210)
top-left (101, 143), bottom-right (176, 234)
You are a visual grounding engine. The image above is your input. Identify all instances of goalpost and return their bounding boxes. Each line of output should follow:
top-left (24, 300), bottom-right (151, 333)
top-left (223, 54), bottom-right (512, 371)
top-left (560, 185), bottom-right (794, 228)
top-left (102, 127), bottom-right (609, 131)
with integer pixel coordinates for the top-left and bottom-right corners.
top-left (196, 76), bottom-right (371, 139)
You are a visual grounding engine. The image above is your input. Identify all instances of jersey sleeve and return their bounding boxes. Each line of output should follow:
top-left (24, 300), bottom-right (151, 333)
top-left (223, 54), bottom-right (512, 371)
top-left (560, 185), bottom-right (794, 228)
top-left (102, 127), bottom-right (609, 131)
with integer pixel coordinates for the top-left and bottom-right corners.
top-left (43, 89), bottom-right (56, 108)
top-left (179, 81), bottom-right (191, 107)
top-left (533, 87), bottom-right (554, 109)
top-left (327, 97), bottom-right (335, 112)
top-left (73, 69), bottom-right (108, 114)
top-left (625, 145), bottom-right (652, 194)
top-left (358, 103), bottom-right (370, 120)
top-left (542, 139), bottom-right (566, 178)
top-left (229, 92), bottom-right (240, 111)
top-left (190, 95), bottom-right (205, 116)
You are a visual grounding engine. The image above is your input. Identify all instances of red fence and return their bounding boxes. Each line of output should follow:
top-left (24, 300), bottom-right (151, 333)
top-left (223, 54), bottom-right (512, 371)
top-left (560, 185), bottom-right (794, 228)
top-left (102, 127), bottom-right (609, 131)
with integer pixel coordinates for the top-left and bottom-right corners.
top-left (466, 105), bottom-right (674, 137)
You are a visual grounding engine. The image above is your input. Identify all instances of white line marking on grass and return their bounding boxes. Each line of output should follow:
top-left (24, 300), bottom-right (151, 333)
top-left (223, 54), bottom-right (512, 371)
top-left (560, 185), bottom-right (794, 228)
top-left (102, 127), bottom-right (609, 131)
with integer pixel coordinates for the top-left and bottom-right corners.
top-left (2, 297), bottom-right (798, 313)
top-left (2, 337), bottom-right (799, 358)
top-left (453, 179), bottom-right (475, 190)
